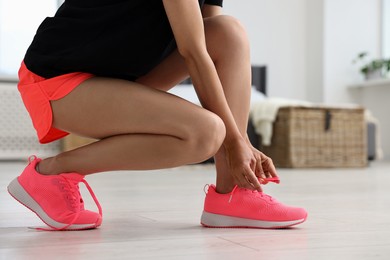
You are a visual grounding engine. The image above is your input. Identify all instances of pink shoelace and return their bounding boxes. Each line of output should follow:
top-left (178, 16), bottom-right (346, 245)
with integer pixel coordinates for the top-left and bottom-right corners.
top-left (33, 176), bottom-right (103, 231)
top-left (228, 177), bottom-right (280, 203)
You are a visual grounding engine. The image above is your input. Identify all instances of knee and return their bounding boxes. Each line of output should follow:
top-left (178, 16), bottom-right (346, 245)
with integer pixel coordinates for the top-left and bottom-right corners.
top-left (190, 112), bottom-right (226, 162)
top-left (204, 15), bottom-right (249, 55)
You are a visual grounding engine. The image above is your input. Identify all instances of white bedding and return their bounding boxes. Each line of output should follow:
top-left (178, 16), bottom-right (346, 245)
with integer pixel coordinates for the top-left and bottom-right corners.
top-left (168, 84), bottom-right (266, 106)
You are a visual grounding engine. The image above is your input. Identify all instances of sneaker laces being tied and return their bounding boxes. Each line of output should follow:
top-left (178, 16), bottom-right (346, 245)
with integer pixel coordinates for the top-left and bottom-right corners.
top-left (34, 176), bottom-right (103, 231)
top-left (228, 177), bottom-right (280, 203)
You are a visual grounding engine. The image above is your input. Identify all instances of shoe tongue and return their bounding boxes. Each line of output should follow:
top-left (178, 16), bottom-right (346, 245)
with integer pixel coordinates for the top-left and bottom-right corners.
top-left (60, 173), bottom-right (85, 211)
top-left (258, 192), bottom-right (277, 202)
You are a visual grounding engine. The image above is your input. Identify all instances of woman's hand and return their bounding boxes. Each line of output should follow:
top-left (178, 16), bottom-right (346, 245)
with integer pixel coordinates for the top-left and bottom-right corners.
top-left (224, 137), bottom-right (262, 191)
top-left (246, 138), bottom-right (278, 183)
top-left (224, 137), bottom-right (279, 191)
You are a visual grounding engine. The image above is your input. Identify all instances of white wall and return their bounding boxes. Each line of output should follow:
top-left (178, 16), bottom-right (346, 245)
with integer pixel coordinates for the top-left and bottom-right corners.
top-left (224, 0), bottom-right (382, 104)
top-left (306, 0), bottom-right (325, 102)
top-left (0, 0), bottom-right (57, 76)
top-left (323, 0), bottom-right (382, 104)
top-left (383, 0), bottom-right (390, 58)
top-left (223, 0), bottom-right (308, 100)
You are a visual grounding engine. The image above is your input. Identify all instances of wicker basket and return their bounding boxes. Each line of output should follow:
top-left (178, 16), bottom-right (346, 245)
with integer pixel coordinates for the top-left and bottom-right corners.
top-left (261, 106), bottom-right (367, 168)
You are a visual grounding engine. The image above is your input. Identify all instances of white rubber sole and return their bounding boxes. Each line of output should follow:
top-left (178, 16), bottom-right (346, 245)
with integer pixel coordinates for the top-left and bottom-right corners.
top-left (7, 177), bottom-right (99, 230)
top-left (201, 211), bottom-right (307, 229)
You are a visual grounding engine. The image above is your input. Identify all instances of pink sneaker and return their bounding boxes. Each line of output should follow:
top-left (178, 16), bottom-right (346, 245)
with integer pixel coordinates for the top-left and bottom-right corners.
top-left (7, 156), bottom-right (102, 231)
top-left (201, 184), bottom-right (307, 229)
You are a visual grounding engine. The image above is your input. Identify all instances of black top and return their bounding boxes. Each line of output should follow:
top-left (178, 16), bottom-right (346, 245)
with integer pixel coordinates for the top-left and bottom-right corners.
top-left (23, 0), bottom-right (223, 81)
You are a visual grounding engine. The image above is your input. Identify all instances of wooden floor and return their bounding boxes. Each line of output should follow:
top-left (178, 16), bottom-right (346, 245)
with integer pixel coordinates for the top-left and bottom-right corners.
top-left (1, 160), bottom-right (390, 260)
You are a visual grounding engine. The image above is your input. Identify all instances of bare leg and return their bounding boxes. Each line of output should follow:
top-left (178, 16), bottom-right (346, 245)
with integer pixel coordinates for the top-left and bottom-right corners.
top-left (206, 16), bottom-right (251, 193)
top-left (38, 78), bottom-right (225, 175)
top-left (137, 16), bottom-right (252, 193)
top-left (39, 15), bottom-right (250, 190)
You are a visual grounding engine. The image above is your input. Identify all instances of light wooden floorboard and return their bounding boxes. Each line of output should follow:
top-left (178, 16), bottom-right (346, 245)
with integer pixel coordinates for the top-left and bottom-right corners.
top-left (1, 160), bottom-right (390, 260)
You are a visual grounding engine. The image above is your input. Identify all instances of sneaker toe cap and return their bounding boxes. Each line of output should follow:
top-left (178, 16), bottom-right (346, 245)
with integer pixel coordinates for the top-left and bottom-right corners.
top-left (73, 210), bottom-right (102, 226)
top-left (281, 206), bottom-right (307, 221)
top-left (261, 205), bottom-right (307, 222)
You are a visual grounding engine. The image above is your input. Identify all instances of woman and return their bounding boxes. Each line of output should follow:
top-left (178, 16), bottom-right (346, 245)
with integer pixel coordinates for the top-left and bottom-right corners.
top-left (8, 0), bottom-right (307, 230)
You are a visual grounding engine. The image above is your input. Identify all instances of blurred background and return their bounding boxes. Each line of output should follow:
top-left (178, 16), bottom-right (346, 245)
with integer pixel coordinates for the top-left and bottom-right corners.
top-left (0, 0), bottom-right (389, 162)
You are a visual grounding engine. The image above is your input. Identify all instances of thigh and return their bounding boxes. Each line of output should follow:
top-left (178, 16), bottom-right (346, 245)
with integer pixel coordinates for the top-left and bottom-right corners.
top-left (135, 49), bottom-right (188, 91)
top-left (50, 16), bottom-right (238, 140)
top-left (135, 16), bottom-right (239, 92)
top-left (51, 77), bottom-right (212, 139)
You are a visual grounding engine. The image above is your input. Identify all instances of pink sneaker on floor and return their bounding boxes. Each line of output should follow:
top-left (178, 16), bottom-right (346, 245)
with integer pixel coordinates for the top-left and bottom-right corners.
top-left (201, 184), bottom-right (307, 229)
top-left (7, 156), bottom-right (102, 231)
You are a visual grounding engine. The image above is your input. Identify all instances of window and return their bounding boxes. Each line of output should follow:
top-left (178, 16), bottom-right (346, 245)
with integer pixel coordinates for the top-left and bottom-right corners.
top-left (0, 0), bottom-right (58, 79)
top-left (383, 0), bottom-right (390, 58)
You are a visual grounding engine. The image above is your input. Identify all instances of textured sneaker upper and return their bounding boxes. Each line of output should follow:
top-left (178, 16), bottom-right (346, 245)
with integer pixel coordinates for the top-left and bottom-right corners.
top-left (17, 157), bottom-right (101, 225)
top-left (204, 184), bottom-right (307, 222)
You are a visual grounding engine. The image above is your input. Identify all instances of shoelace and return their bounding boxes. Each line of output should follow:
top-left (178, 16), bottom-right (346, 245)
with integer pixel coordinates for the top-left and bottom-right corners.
top-left (34, 176), bottom-right (103, 231)
top-left (228, 177), bottom-right (280, 203)
top-left (259, 177), bottom-right (280, 185)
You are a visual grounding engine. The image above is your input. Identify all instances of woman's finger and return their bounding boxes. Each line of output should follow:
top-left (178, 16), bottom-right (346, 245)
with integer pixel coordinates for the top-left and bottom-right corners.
top-left (262, 156), bottom-right (278, 177)
top-left (255, 156), bottom-right (264, 178)
top-left (244, 166), bottom-right (262, 191)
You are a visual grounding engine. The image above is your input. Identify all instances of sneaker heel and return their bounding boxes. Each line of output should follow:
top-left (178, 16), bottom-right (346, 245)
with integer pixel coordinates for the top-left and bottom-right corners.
top-left (7, 177), bottom-right (38, 213)
top-left (7, 178), bottom-right (24, 202)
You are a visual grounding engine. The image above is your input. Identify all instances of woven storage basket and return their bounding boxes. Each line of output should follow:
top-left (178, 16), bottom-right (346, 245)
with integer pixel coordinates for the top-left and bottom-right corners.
top-left (261, 106), bottom-right (367, 168)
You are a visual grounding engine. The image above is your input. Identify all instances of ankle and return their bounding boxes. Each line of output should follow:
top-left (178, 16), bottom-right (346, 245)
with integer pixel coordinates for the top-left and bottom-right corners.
top-left (36, 157), bottom-right (60, 175)
top-left (215, 183), bottom-right (235, 194)
top-left (215, 173), bottom-right (236, 194)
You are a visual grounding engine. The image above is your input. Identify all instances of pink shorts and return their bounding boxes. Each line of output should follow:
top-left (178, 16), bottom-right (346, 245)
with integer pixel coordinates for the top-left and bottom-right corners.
top-left (18, 62), bottom-right (94, 144)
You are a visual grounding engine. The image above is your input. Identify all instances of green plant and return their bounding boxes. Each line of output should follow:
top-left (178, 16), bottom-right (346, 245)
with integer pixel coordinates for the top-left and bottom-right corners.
top-left (353, 52), bottom-right (390, 78)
